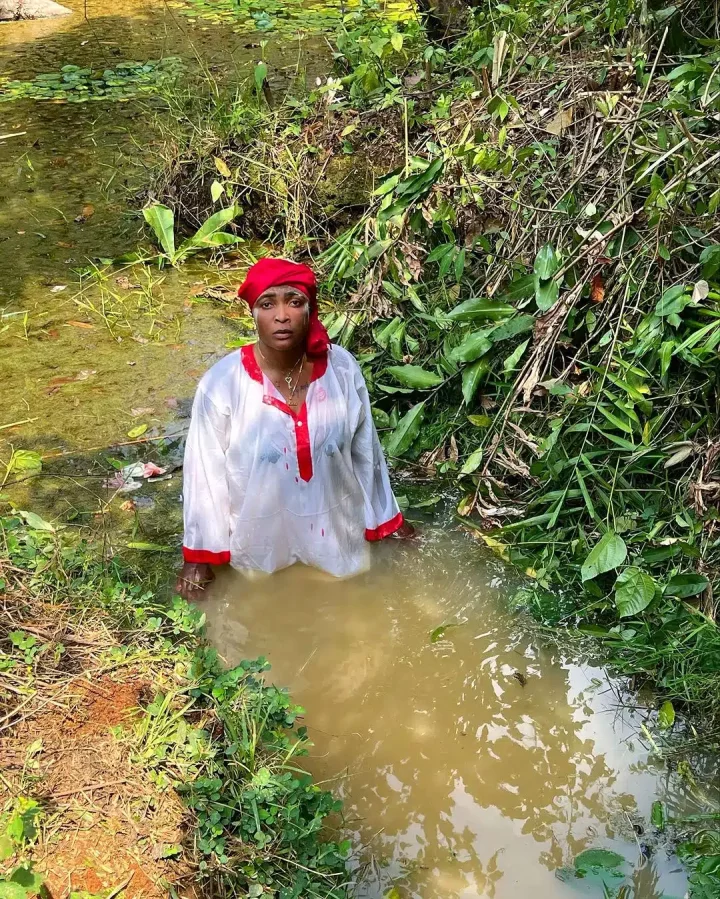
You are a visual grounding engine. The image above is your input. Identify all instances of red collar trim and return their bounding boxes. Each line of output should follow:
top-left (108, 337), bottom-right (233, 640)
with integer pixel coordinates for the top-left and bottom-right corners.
top-left (241, 344), bottom-right (327, 383)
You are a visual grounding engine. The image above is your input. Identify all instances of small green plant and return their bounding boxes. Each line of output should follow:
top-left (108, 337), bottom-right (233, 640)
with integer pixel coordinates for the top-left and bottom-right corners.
top-left (141, 203), bottom-right (244, 267)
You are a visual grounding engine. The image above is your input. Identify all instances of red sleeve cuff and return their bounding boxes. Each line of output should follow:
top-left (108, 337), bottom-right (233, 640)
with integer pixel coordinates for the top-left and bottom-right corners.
top-left (182, 547), bottom-right (231, 565)
top-left (365, 512), bottom-right (404, 542)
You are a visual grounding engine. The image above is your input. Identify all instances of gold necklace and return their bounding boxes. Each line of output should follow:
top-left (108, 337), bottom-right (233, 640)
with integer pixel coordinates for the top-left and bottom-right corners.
top-left (256, 343), bottom-right (305, 388)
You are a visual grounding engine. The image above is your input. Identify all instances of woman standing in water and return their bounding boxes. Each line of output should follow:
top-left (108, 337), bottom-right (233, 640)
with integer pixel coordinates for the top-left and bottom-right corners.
top-left (176, 257), bottom-right (408, 600)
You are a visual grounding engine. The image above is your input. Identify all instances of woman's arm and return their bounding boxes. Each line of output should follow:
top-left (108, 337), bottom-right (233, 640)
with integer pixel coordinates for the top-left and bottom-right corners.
top-left (350, 367), bottom-right (406, 541)
top-left (177, 386), bottom-right (231, 599)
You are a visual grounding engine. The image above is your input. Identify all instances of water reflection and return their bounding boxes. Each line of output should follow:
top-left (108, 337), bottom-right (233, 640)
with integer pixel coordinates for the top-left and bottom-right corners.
top-left (204, 529), bottom-right (689, 898)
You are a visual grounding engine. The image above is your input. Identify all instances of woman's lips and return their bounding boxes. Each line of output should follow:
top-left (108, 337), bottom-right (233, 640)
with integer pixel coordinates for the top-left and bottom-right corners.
top-left (273, 330), bottom-right (293, 339)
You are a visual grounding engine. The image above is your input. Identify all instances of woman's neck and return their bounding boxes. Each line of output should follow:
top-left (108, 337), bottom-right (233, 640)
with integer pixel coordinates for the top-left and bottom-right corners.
top-left (255, 339), bottom-right (305, 371)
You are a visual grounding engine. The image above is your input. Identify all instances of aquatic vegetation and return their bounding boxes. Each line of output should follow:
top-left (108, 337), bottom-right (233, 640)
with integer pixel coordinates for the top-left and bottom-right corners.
top-left (0, 513), bottom-right (351, 894)
top-left (141, 202), bottom-right (244, 266)
top-left (172, 0), bottom-right (412, 36)
top-left (0, 59), bottom-right (183, 104)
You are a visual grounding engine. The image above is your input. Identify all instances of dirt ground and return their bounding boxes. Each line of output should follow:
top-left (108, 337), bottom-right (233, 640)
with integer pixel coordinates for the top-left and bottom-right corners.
top-left (0, 671), bottom-right (192, 898)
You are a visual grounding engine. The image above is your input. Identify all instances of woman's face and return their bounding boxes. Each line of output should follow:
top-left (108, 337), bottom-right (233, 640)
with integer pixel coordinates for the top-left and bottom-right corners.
top-left (254, 284), bottom-right (310, 353)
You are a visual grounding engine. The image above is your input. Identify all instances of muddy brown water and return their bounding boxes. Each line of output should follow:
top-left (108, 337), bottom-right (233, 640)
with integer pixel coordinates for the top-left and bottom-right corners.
top-left (204, 529), bottom-right (699, 899)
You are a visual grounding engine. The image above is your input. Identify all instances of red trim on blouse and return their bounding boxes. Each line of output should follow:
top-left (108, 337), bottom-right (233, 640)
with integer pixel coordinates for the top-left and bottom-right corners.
top-left (240, 344), bottom-right (327, 482)
top-left (365, 511), bottom-right (404, 542)
top-left (182, 547), bottom-right (231, 565)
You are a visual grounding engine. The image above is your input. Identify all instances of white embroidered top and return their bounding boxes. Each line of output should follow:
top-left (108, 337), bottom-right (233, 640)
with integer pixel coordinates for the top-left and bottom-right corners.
top-left (181, 344), bottom-right (403, 577)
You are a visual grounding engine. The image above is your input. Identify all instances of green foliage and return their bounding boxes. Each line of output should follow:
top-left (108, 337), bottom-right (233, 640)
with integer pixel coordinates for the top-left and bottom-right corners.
top-left (0, 60), bottom-right (182, 104)
top-left (0, 514), bottom-right (351, 897)
top-left (142, 203), bottom-right (243, 266)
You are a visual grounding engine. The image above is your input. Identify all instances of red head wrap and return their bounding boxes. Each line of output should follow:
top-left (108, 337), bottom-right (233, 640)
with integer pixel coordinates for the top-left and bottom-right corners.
top-left (237, 257), bottom-right (330, 356)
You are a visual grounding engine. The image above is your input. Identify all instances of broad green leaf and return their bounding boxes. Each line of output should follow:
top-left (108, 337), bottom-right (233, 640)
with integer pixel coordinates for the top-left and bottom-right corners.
top-left (390, 32), bottom-right (403, 52)
top-left (446, 297), bottom-right (514, 322)
top-left (371, 407), bottom-right (391, 429)
top-left (655, 284), bottom-right (690, 317)
top-left (614, 567), bottom-right (655, 617)
top-left (450, 331), bottom-right (493, 364)
top-left (581, 531), bottom-right (627, 582)
top-left (254, 61), bottom-right (268, 91)
top-left (17, 511), bottom-right (55, 533)
top-left (0, 833), bottom-right (13, 862)
top-left (502, 273), bottom-right (535, 301)
top-left (7, 450), bottom-right (42, 475)
top-left (468, 414), bottom-right (491, 427)
top-left (143, 203), bottom-right (175, 258)
top-left (9, 865), bottom-right (44, 893)
top-left (186, 205), bottom-right (240, 248)
top-left (460, 447), bottom-right (484, 475)
top-left (210, 180), bottom-right (225, 203)
top-left (385, 402), bottom-right (425, 457)
top-left (503, 338), bottom-right (529, 372)
top-left (462, 358), bottom-right (489, 405)
top-left (127, 424), bottom-right (148, 439)
top-left (385, 365), bottom-right (443, 389)
top-left (535, 275), bottom-right (559, 311)
top-left (658, 700), bottom-right (675, 730)
top-left (665, 572), bottom-right (709, 598)
top-left (489, 314), bottom-right (535, 343)
top-left (0, 882), bottom-right (26, 899)
top-left (534, 244), bottom-right (559, 280)
top-left (574, 848), bottom-right (625, 872)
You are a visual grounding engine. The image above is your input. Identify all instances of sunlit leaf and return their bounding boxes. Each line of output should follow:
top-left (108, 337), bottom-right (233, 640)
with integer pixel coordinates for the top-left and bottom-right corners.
top-left (658, 700), bottom-right (675, 730)
top-left (385, 365), bottom-right (443, 389)
top-left (143, 203), bottom-right (175, 258)
top-left (614, 567), bottom-right (655, 617)
top-left (581, 531), bottom-right (627, 582)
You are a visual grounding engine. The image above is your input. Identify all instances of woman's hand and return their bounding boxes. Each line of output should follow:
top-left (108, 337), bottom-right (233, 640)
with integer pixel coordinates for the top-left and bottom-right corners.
top-left (175, 562), bottom-right (215, 601)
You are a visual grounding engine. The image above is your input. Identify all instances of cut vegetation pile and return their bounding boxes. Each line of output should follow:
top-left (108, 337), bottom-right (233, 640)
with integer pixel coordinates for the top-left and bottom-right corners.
top-left (0, 513), bottom-right (350, 898)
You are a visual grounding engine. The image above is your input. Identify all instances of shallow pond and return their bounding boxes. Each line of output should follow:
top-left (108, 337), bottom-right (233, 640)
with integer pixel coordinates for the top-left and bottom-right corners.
top-left (205, 527), bottom-right (698, 899)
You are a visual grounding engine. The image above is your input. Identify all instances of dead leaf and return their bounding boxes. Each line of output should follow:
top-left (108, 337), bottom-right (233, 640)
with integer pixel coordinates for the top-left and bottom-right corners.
top-left (590, 273), bottom-right (605, 303)
top-left (165, 397), bottom-right (179, 409)
top-left (67, 320), bottom-right (95, 330)
top-left (74, 204), bottom-right (95, 224)
top-left (692, 280), bottom-right (709, 302)
top-left (120, 500), bottom-right (136, 512)
top-left (115, 276), bottom-right (141, 290)
top-left (56, 241), bottom-right (74, 249)
top-left (131, 407), bottom-right (154, 417)
top-left (448, 434), bottom-right (459, 463)
top-left (545, 106), bottom-right (574, 136)
top-left (214, 157), bottom-right (232, 178)
top-left (47, 369), bottom-right (97, 388)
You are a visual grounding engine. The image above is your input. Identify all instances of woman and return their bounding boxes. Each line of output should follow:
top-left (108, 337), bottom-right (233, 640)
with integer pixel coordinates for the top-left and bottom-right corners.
top-left (176, 257), bottom-right (407, 600)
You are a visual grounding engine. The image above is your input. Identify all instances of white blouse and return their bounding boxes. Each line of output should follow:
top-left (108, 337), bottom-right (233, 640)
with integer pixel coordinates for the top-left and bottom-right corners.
top-left (181, 344), bottom-right (403, 577)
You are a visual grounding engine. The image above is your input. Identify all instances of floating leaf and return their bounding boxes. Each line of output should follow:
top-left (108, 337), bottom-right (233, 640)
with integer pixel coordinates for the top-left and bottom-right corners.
top-left (127, 424), bottom-right (148, 439)
top-left (581, 531), bottom-right (627, 582)
top-left (658, 700), bottom-right (675, 730)
top-left (385, 364), bottom-right (443, 389)
top-left (614, 567), bottom-right (655, 618)
top-left (574, 848), bottom-right (625, 871)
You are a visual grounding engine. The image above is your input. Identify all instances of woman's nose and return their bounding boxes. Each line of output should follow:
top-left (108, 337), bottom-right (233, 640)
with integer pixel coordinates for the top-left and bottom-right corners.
top-left (275, 307), bottom-right (290, 322)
